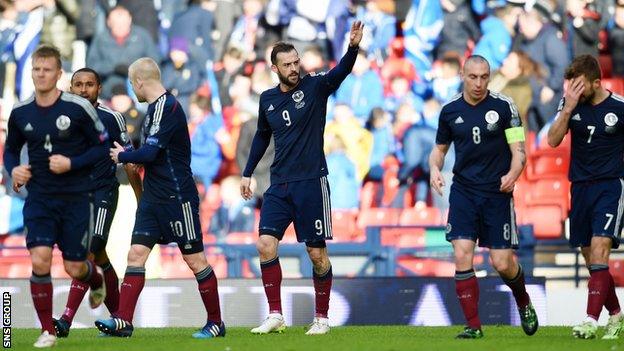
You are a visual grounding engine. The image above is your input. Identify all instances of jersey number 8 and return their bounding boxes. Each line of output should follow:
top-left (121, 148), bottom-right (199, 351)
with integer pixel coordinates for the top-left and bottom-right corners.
top-left (472, 127), bottom-right (481, 144)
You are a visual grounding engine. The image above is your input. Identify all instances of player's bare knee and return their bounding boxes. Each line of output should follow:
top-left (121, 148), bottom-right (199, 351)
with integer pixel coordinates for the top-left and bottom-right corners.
top-left (453, 250), bottom-right (473, 267)
top-left (182, 252), bottom-right (208, 273)
top-left (63, 261), bottom-right (85, 278)
top-left (256, 236), bottom-right (278, 258)
top-left (31, 258), bottom-right (52, 275)
top-left (306, 247), bottom-right (327, 267)
top-left (127, 245), bottom-right (150, 267)
top-left (590, 246), bottom-right (610, 265)
top-left (491, 258), bottom-right (512, 275)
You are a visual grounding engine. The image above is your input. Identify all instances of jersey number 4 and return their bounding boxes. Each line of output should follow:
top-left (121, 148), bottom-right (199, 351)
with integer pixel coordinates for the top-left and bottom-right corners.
top-left (44, 134), bottom-right (53, 153)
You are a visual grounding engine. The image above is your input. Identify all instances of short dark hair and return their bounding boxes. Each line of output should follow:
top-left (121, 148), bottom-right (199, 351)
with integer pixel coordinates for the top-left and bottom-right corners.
top-left (71, 67), bottom-right (101, 85)
top-left (564, 54), bottom-right (601, 82)
top-left (270, 42), bottom-right (297, 65)
top-left (32, 45), bottom-right (62, 70)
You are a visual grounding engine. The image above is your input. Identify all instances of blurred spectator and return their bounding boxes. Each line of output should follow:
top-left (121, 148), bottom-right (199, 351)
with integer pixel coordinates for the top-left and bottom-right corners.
top-left (87, 5), bottom-right (160, 98)
top-left (215, 46), bottom-right (245, 107)
top-left (236, 113), bottom-right (274, 199)
top-left (366, 107), bottom-right (396, 182)
top-left (75, 0), bottom-right (106, 45)
top-left (209, 175), bottom-right (255, 240)
top-left (517, 0), bottom-right (569, 131)
top-left (39, 0), bottom-right (80, 66)
top-left (609, 2), bottom-right (624, 76)
top-left (384, 75), bottom-right (423, 115)
top-left (117, 0), bottom-right (159, 43)
top-left (380, 37), bottom-right (419, 95)
top-left (473, 5), bottom-right (520, 71)
top-left (213, 0), bottom-right (242, 60)
top-left (422, 97), bottom-right (442, 129)
top-left (109, 84), bottom-right (144, 149)
top-left (325, 104), bottom-right (373, 181)
top-left (437, 0), bottom-right (480, 59)
top-left (403, 0), bottom-right (444, 81)
top-left (354, 0), bottom-right (396, 61)
top-left (432, 52), bottom-right (462, 104)
top-left (335, 50), bottom-right (384, 123)
top-left (326, 135), bottom-right (360, 210)
top-left (168, 0), bottom-right (216, 64)
top-left (162, 36), bottom-right (205, 116)
top-left (0, 1), bottom-right (21, 95)
top-left (489, 50), bottom-right (543, 125)
top-left (566, 0), bottom-right (602, 58)
top-left (394, 122), bottom-right (436, 209)
top-left (393, 101), bottom-right (421, 137)
top-left (277, 0), bottom-right (333, 58)
top-left (300, 44), bottom-right (329, 76)
top-left (189, 90), bottom-right (224, 188)
top-left (227, 0), bottom-right (264, 61)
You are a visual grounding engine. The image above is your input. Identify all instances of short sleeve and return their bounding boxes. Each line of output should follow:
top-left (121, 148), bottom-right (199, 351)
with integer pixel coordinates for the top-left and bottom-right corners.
top-left (145, 101), bottom-right (178, 149)
top-left (435, 110), bottom-right (452, 145)
top-left (505, 100), bottom-right (522, 129)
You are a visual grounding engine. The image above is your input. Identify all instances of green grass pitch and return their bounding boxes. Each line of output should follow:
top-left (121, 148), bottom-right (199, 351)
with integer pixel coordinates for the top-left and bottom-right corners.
top-left (11, 326), bottom-right (623, 351)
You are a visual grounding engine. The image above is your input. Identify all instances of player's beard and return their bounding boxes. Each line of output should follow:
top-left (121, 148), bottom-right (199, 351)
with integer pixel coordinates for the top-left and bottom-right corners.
top-left (580, 88), bottom-right (595, 104)
top-left (277, 71), bottom-right (300, 88)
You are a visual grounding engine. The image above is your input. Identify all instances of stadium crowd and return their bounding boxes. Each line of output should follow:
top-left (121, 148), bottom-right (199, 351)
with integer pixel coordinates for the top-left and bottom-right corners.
top-left (0, 0), bottom-right (623, 240)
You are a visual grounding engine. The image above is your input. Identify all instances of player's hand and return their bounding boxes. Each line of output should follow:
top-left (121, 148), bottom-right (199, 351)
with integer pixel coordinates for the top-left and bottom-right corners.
top-left (563, 77), bottom-right (585, 113)
top-left (11, 165), bottom-right (31, 192)
top-left (48, 154), bottom-right (71, 174)
top-left (429, 167), bottom-right (445, 196)
top-left (500, 173), bottom-right (516, 193)
top-left (349, 20), bottom-right (364, 47)
top-left (110, 141), bottom-right (125, 164)
top-left (240, 176), bottom-right (253, 200)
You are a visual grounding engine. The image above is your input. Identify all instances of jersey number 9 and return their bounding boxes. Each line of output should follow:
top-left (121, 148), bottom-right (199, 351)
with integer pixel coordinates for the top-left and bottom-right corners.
top-left (282, 110), bottom-right (291, 127)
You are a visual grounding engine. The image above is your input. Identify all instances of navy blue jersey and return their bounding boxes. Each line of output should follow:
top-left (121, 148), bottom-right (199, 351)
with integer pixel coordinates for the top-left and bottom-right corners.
top-left (558, 93), bottom-right (624, 182)
top-left (244, 46), bottom-right (358, 184)
top-left (436, 91), bottom-right (521, 196)
top-left (141, 92), bottom-right (196, 202)
top-left (4, 92), bottom-right (107, 195)
top-left (91, 105), bottom-right (132, 189)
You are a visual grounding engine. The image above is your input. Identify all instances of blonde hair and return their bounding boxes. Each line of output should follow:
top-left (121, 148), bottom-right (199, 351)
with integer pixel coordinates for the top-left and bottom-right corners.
top-left (128, 57), bottom-right (161, 82)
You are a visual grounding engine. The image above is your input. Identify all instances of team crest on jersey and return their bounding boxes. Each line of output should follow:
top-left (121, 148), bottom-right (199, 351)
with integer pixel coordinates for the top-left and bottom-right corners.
top-left (56, 115), bottom-right (71, 131)
top-left (605, 113), bottom-right (618, 126)
top-left (605, 112), bottom-right (618, 133)
top-left (292, 90), bottom-right (305, 109)
top-left (485, 110), bottom-right (499, 131)
top-left (485, 110), bottom-right (499, 124)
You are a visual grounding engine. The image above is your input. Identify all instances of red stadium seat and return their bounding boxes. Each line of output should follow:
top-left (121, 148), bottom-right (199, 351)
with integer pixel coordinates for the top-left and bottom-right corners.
top-left (331, 210), bottom-right (360, 242)
top-left (513, 181), bottom-right (531, 209)
top-left (528, 153), bottom-right (569, 179)
top-left (524, 205), bottom-right (564, 239)
top-left (609, 260), bottom-right (624, 286)
top-left (356, 208), bottom-right (401, 229)
top-left (360, 181), bottom-right (378, 209)
top-left (380, 227), bottom-right (425, 247)
top-left (599, 55), bottom-right (613, 78)
top-left (527, 177), bottom-right (570, 215)
top-left (399, 207), bottom-right (442, 226)
top-left (603, 78), bottom-right (624, 95)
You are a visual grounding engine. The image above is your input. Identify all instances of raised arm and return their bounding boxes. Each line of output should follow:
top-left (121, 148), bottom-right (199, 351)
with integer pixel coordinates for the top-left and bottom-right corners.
top-left (322, 21), bottom-right (364, 92)
top-left (548, 78), bottom-right (584, 147)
